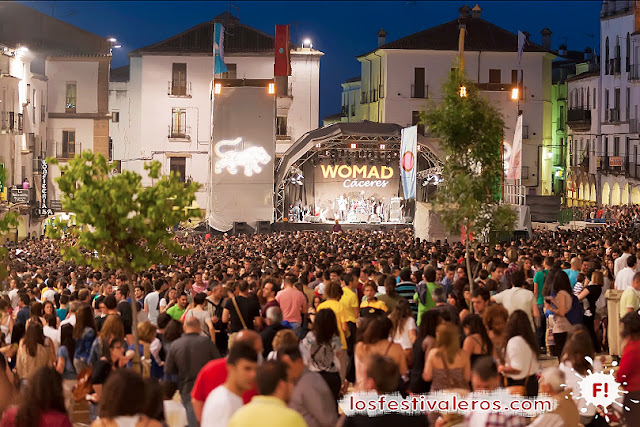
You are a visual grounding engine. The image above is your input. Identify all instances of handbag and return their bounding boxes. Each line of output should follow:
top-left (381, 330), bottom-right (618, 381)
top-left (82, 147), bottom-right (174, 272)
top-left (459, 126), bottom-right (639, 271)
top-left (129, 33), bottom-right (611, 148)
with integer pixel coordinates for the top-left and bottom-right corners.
top-left (231, 297), bottom-right (248, 330)
top-left (73, 367), bottom-right (93, 402)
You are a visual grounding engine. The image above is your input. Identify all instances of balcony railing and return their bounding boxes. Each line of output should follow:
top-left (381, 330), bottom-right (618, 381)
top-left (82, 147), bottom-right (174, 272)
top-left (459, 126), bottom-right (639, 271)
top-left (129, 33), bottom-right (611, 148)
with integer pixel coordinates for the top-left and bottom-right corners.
top-left (54, 141), bottom-right (82, 160)
top-left (567, 108), bottom-right (592, 131)
top-left (411, 84), bottom-right (429, 99)
top-left (168, 81), bottom-right (192, 97)
top-left (168, 125), bottom-right (191, 140)
top-left (607, 108), bottom-right (620, 122)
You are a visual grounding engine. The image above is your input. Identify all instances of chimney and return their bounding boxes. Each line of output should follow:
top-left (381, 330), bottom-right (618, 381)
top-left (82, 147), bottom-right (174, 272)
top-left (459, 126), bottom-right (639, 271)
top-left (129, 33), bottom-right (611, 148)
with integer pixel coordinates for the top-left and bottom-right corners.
top-left (459, 5), bottom-right (471, 18)
top-left (558, 43), bottom-right (568, 57)
top-left (540, 27), bottom-right (552, 50)
top-left (471, 4), bottom-right (482, 18)
top-left (377, 29), bottom-right (387, 47)
top-left (584, 47), bottom-right (593, 61)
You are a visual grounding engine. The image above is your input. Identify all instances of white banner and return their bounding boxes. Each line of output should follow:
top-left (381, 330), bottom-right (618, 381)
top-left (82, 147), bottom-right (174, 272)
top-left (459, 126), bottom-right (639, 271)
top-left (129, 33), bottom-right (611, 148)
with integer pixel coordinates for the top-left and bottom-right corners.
top-left (400, 126), bottom-right (417, 199)
top-left (507, 115), bottom-right (523, 180)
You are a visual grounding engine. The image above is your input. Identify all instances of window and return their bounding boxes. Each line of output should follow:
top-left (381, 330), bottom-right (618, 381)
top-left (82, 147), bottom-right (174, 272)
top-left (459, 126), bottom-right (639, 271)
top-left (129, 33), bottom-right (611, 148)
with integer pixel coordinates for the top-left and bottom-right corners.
top-left (489, 69), bottom-right (501, 83)
top-left (615, 87), bottom-right (621, 110)
top-left (171, 63), bottom-right (187, 96)
top-left (276, 116), bottom-right (287, 136)
top-left (605, 37), bottom-right (610, 74)
top-left (27, 133), bottom-right (35, 152)
top-left (413, 67), bottom-right (426, 98)
top-left (170, 108), bottom-right (187, 138)
top-left (614, 136), bottom-right (620, 156)
top-left (65, 82), bottom-right (77, 113)
top-left (627, 87), bottom-right (631, 120)
top-left (26, 84), bottom-right (30, 103)
top-left (112, 111), bottom-right (120, 123)
top-left (559, 106), bottom-right (564, 130)
top-left (411, 111), bottom-right (425, 136)
top-left (593, 88), bottom-right (596, 109)
top-left (220, 64), bottom-right (237, 79)
top-left (627, 33), bottom-right (631, 72)
top-left (40, 104), bottom-right (45, 123)
top-left (587, 87), bottom-right (590, 109)
top-left (169, 157), bottom-right (186, 183)
top-left (62, 130), bottom-right (76, 158)
top-left (511, 70), bottom-right (518, 84)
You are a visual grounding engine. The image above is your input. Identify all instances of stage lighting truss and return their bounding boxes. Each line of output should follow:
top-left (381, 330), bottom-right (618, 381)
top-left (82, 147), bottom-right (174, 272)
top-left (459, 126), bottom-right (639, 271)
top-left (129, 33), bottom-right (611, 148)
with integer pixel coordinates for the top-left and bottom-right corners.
top-left (289, 166), bottom-right (305, 186)
top-left (418, 166), bottom-right (444, 186)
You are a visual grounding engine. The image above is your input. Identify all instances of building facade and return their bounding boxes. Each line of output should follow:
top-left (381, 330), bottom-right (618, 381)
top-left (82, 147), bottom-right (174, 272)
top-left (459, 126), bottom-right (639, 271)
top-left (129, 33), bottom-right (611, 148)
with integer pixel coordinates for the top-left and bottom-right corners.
top-left (109, 12), bottom-right (322, 210)
top-left (0, 2), bottom-right (111, 238)
top-left (337, 5), bottom-right (555, 195)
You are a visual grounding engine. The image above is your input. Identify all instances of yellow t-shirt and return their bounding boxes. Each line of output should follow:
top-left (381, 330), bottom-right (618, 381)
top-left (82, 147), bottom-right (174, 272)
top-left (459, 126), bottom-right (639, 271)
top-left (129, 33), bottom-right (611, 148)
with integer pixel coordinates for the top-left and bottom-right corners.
top-left (620, 287), bottom-right (639, 318)
top-left (339, 286), bottom-right (358, 323)
top-left (360, 298), bottom-right (388, 312)
top-left (317, 299), bottom-right (348, 349)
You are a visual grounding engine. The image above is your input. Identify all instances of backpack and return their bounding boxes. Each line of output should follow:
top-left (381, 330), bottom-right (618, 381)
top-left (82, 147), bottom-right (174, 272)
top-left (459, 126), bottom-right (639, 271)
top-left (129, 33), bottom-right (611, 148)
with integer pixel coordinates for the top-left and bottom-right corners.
top-left (565, 294), bottom-right (584, 325)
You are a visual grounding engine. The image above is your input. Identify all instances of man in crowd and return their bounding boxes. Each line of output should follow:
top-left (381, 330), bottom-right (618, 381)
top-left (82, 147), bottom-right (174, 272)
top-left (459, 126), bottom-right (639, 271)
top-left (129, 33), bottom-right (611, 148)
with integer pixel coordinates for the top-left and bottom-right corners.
top-left (529, 367), bottom-right (579, 427)
top-left (396, 267), bottom-right (418, 316)
top-left (200, 342), bottom-right (258, 426)
top-left (492, 270), bottom-right (538, 333)
top-left (360, 281), bottom-right (388, 317)
top-left (430, 286), bottom-right (459, 324)
top-left (471, 287), bottom-right (490, 317)
top-left (616, 255), bottom-right (638, 292)
top-left (166, 317), bottom-right (221, 426)
top-left (144, 278), bottom-right (163, 324)
top-left (260, 306), bottom-right (286, 358)
top-left (620, 272), bottom-right (640, 317)
top-left (167, 292), bottom-right (189, 321)
top-left (615, 241), bottom-right (632, 278)
top-left (533, 256), bottom-right (552, 352)
top-left (229, 360), bottom-right (306, 427)
top-left (191, 330), bottom-right (263, 423)
top-left (206, 281), bottom-right (228, 355)
top-left (414, 267), bottom-right (439, 325)
top-left (116, 283), bottom-right (133, 336)
top-left (275, 275), bottom-right (307, 338)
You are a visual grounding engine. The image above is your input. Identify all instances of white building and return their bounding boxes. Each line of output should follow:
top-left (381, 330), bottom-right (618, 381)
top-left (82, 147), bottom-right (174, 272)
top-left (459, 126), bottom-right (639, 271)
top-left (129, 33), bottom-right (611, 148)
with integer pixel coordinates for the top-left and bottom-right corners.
top-left (109, 12), bottom-right (322, 210)
top-left (337, 5), bottom-right (556, 195)
top-left (0, 2), bottom-right (111, 238)
top-left (596, 0), bottom-right (640, 205)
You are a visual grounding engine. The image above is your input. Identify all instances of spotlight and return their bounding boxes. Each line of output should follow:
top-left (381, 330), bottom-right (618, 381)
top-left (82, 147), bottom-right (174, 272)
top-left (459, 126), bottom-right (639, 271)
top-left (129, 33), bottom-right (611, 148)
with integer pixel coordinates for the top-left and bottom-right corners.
top-left (351, 143), bottom-right (357, 149)
top-left (380, 144), bottom-right (386, 149)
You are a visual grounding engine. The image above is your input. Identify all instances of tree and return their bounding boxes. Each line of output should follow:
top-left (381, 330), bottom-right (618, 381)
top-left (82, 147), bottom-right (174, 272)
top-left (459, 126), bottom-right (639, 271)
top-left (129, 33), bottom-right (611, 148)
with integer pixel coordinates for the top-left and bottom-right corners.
top-left (46, 151), bottom-right (201, 368)
top-left (422, 68), bottom-right (516, 302)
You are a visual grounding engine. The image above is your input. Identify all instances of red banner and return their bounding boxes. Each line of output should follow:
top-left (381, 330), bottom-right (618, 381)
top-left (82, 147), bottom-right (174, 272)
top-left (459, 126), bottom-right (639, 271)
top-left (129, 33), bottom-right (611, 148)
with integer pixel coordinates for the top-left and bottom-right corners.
top-left (274, 24), bottom-right (291, 76)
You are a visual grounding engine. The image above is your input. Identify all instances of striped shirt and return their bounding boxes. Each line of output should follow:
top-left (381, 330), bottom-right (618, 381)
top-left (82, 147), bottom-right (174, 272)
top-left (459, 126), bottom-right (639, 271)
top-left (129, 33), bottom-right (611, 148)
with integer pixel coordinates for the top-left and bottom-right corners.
top-left (396, 281), bottom-right (418, 316)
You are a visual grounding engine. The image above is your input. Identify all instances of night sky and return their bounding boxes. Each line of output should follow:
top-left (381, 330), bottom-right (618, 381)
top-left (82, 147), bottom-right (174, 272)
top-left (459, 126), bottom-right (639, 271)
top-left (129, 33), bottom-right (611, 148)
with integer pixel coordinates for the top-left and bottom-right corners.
top-left (21, 1), bottom-right (602, 121)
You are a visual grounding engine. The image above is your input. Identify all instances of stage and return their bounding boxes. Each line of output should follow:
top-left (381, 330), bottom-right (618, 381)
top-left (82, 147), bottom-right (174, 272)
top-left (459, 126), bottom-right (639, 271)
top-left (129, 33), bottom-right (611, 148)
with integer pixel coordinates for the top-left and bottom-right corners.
top-left (272, 221), bottom-right (413, 232)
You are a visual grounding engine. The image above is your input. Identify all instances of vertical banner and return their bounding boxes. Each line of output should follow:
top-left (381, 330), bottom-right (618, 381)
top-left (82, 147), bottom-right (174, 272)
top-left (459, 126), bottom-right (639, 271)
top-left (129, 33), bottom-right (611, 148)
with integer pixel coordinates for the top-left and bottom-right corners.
top-left (507, 114), bottom-right (523, 180)
top-left (274, 24), bottom-right (291, 76)
top-left (400, 125), bottom-right (417, 199)
top-left (214, 23), bottom-right (227, 74)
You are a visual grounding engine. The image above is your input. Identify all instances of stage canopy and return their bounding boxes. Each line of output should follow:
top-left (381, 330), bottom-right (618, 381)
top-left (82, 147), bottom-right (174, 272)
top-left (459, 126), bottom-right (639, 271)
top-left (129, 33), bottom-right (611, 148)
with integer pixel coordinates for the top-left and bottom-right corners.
top-left (274, 121), bottom-right (444, 221)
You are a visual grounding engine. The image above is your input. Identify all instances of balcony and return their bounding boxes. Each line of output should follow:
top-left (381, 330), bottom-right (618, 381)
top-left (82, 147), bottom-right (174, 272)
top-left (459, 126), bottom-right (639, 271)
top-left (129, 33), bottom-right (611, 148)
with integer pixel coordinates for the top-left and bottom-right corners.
top-left (54, 141), bottom-right (82, 160)
top-left (340, 106), bottom-right (348, 118)
top-left (609, 58), bottom-right (621, 75)
top-left (168, 125), bottom-right (191, 141)
top-left (411, 84), bottom-right (429, 99)
top-left (566, 108), bottom-right (591, 131)
top-left (168, 81), bottom-right (192, 97)
top-left (606, 108), bottom-right (621, 122)
top-left (630, 64), bottom-right (640, 80)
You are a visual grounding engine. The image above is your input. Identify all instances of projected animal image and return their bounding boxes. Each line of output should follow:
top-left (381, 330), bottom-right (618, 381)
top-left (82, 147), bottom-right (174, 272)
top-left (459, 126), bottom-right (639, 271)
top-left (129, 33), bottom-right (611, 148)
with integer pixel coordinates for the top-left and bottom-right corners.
top-left (214, 137), bottom-right (271, 176)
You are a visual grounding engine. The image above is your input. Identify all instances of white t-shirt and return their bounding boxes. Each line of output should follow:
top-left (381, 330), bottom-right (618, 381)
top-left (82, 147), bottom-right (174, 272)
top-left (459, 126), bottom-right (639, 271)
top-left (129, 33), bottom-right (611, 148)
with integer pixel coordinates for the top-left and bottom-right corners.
top-left (504, 336), bottom-right (538, 380)
top-left (615, 253), bottom-right (631, 278)
top-left (42, 288), bottom-right (56, 302)
top-left (392, 316), bottom-right (417, 350)
top-left (616, 267), bottom-right (636, 291)
top-left (43, 325), bottom-right (61, 352)
top-left (201, 385), bottom-right (244, 427)
top-left (163, 399), bottom-right (188, 427)
top-left (8, 288), bottom-right (19, 309)
top-left (492, 287), bottom-right (536, 332)
top-left (144, 291), bottom-right (161, 324)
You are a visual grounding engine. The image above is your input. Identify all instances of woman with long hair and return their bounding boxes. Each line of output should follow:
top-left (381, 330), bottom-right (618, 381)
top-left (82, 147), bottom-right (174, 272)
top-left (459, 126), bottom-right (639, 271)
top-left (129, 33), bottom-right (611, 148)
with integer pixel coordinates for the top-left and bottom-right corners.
top-left (87, 338), bottom-right (132, 421)
top-left (42, 301), bottom-right (59, 327)
top-left (0, 353), bottom-right (16, 414)
top-left (73, 305), bottom-right (97, 373)
top-left (423, 322), bottom-right (471, 425)
top-left (447, 291), bottom-right (469, 323)
top-left (462, 313), bottom-right (493, 369)
top-left (317, 281), bottom-right (349, 379)
top-left (578, 270), bottom-right (603, 353)
top-left (300, 308), bottom-right (342, 401)
top-left (355, 315), bottom-right (407, 391)
top-left (545, 270), bottom-right (573, 357)
top-left (389, 298), bottom-right (417, 367)
top-left (0, 367), bottom-right (71, 426)
top-left (0, 299), bottom-right (14, 346)
top-left (91, 369), bottom-right (162, 427)
top-left (518, 257), bottom-right (535, 291)
top-left (483, 304), bottom-right (509, 359)
top-left (56, 324), bottom-right (77, 418)
top-left (16, 322), bottom-right (51, 386)
top-left (499, 310), bottom-right (539, 397)
top-left (89, 314), bottom-right (125, 366)
top-left (409, 310), bottom-right (443, 393)
top-left (377, 275), bottom-right (402, 313)
top-left (560, 326), bottom-right (601, 426)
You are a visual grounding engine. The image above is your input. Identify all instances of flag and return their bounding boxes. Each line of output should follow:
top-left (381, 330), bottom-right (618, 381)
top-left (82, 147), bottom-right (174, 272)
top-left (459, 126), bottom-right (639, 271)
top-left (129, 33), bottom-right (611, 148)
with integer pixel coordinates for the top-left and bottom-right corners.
top-left (400, 126), bottom-right (417, 199)
top-left (274, 25), bottom-right (291, 76)
top-left (507, 114), bottom-right (523, 180)
top-left (214, 23), bottom-right (227, 74)
top-left (517, 30), bottom-right (525, 83)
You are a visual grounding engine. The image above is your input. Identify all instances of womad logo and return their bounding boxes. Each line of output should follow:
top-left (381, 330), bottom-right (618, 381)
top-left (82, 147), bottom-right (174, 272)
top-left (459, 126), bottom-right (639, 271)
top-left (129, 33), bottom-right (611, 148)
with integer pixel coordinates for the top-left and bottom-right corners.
top-left (320, 165), bottom-right (394, 180)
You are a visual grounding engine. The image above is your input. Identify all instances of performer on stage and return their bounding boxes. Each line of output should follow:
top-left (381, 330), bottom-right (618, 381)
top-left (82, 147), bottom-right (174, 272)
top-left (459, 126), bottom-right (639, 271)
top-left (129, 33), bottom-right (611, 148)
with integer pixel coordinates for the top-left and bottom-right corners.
top-left (338, 195), bottom-right (348, 221)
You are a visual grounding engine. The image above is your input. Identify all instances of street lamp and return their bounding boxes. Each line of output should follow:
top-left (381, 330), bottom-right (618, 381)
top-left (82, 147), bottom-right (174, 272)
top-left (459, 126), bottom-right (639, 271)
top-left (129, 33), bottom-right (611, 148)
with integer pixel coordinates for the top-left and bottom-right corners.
top-left (302, 38), bottom-right (312, 49)
top-left (459, 86), bottom-right (467, 97)
top-left (511, 87), bottom-right (519, 100)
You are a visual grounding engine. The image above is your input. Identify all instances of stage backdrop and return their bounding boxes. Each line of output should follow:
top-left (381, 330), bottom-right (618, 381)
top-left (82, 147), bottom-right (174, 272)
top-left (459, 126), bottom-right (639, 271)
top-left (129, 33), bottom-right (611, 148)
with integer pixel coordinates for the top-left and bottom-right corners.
top-left (300, 160), bottom-right (401, 219)
top-left (208, 86), bottom-right (275, 231)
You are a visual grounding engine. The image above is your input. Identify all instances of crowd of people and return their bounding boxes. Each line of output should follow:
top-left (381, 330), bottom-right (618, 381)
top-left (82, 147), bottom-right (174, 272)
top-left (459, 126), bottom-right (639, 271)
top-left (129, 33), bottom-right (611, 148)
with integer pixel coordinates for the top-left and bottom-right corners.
top-left (1, 205), bottom-right (640, 426)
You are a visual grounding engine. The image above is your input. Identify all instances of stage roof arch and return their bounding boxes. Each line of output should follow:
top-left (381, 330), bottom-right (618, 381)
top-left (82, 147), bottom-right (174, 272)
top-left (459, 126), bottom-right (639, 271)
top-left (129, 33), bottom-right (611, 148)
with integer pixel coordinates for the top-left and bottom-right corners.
top-left (274, 121), bottom-right (444, 221)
